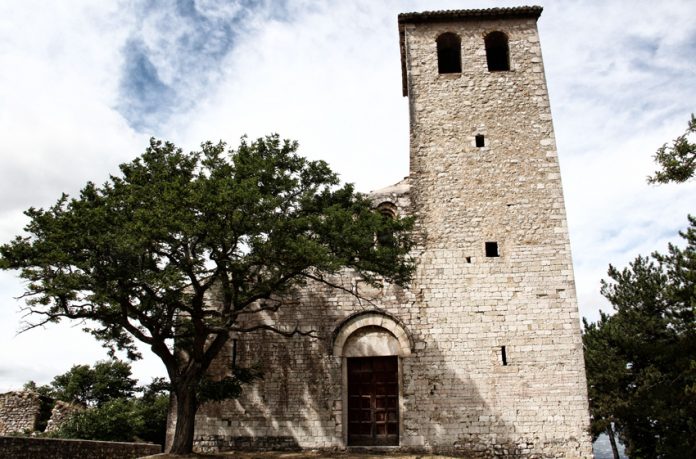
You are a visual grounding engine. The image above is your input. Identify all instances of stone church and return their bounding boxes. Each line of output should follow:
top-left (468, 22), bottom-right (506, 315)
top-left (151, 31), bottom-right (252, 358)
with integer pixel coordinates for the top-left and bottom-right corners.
top-left (180, 6), bottom-right (593, 457)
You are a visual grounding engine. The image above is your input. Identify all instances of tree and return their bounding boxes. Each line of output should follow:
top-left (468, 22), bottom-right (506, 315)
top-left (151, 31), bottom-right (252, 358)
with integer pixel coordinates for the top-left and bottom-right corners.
top-left (24, 362), bottom-right (168, 444)
top-left (135, 377), bottom-right (170, 446)
top-left (52, 378), bottom-right (169, 444)
top-left (583, 217), bottom-right (696, 458)
top-left (0, 135), bottom-right (414, 454)
top-left (583, 312), bottom-right (628, 459)
top-left (55, 397), bottom-right (143, 442)
top-left (648, 114), bottom-right (696, 184)
top-left (45, 359), bottom-right (137, 406)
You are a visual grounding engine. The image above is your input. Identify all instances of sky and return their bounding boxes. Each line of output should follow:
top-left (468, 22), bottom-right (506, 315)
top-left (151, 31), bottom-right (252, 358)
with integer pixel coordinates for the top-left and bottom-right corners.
top-left (0, 0), bottom-right (694, 391)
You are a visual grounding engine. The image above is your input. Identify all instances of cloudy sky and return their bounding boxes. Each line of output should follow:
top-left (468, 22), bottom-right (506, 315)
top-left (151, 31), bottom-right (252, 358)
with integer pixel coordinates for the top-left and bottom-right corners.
top-left (0, 0), bottom-right (694, 391)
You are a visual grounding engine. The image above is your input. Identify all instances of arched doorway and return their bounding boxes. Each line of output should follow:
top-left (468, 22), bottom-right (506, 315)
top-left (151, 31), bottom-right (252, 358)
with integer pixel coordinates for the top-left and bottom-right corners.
top-left (332, 312), bottom-right (412, 447)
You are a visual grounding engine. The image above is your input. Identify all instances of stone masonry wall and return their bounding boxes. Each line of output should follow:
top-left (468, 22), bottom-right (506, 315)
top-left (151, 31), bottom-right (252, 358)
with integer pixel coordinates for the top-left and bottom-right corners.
top-left (171, 183), bottom-right (416, 453)
top-left (182, 9), bottom-right (593, 459)
top-left (0, 436), bottom-right (161, 459)
top-left (0, 391), bottom-right (41, 435)
top-left (402, 13), bottom-right (592, 458)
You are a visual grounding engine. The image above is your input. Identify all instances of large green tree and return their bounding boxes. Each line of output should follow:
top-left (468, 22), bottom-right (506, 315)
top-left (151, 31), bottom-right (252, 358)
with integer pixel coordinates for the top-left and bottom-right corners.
top-left (0, 135), bottom-right (414, 454)
top-left (583, 217), bottom-right (696, 458)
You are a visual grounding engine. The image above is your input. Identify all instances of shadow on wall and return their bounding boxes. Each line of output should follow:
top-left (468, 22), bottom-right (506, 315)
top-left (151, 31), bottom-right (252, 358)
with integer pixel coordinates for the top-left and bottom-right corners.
top-left (169, 273), bottom-right (524, 457)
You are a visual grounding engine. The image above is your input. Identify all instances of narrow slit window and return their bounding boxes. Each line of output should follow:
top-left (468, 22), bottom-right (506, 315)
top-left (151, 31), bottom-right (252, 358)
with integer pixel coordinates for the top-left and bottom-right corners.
top-left (231, 338), bottom-right (238, 368)
top-left (475, 134), bottom-right (485, 148)
top-left (485, 31), bottom-right (510, 71)
top-left (436, 32), bottom-right (462, 74)
top-left (485, 241), bottom-right (499, 257)
top-left (501, 346), bottom-right (508, 366)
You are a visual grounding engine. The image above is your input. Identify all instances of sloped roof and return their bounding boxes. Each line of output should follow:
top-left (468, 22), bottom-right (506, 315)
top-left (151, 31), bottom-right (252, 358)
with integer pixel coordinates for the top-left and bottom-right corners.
top-left (370, 177), bottom-right (410, 200)
top-left (398, 6), bottom-right (542, 24)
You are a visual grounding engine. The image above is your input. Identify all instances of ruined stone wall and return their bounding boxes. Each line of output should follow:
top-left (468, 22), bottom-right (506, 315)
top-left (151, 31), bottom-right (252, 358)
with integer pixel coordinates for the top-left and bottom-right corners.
top-left (0, 391), bottom-right (41, 435)
top-left (45, 401), bottom-right (83, 433)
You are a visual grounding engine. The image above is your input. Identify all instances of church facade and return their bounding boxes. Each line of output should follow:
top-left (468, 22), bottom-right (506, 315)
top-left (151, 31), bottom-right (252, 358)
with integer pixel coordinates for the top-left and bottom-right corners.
top-left (182, 6), bottom-right (593, 458)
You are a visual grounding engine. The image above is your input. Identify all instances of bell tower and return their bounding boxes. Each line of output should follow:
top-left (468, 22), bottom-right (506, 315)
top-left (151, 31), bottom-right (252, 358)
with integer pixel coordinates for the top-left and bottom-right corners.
top-left (398, 6), bottom-right (593, 457)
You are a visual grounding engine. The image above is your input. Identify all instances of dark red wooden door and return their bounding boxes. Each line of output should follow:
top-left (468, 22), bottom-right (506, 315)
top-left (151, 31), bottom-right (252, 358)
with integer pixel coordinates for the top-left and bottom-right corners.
top-left (347, 356), bottom-right (399, 446)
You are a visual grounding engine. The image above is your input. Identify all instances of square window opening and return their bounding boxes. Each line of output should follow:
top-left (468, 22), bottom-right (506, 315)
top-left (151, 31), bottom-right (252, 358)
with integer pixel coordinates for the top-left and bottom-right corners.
top-left (485, 242), bottom-right (499, 257)
top-left (475, 134), bottom-right (485, 148)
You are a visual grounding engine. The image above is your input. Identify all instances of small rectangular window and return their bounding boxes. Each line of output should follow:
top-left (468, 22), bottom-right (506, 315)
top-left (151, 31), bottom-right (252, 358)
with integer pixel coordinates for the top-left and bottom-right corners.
top-left (475, 134), bottom-right (485, 148)
top-left (485, 242), bottom-right (499, 257)
top-left (501, 346), bottom-right (508, 366)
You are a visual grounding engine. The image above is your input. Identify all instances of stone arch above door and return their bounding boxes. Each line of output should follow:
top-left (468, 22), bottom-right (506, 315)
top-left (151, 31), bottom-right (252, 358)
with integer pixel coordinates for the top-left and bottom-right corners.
top-left (332, 311), bottom-right (413, 357)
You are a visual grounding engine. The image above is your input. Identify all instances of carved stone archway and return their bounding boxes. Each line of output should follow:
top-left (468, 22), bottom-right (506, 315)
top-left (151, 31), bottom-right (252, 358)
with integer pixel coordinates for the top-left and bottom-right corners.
top-left (332, 311), bottom-right (413, 357)
top-left (332, 311), bottom-right (412, 447)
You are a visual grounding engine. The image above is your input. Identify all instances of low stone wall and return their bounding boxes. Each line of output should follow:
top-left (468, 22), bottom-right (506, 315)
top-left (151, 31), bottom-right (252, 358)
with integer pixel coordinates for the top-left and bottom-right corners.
top-left (0, 391), bottom-right (41, 434)
top-left (0, 436), bottom-right (161, 459)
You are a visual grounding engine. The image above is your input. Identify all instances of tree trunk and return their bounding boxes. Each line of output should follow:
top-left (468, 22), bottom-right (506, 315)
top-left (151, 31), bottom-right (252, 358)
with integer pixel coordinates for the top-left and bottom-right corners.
top-left (607, 423), bottom-right (620, 459)
top-left (169, 381), bottom-right (199, 454)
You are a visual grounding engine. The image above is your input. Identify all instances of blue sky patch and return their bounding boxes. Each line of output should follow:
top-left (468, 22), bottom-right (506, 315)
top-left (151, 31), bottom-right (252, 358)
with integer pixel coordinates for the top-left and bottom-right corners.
top-left (116, 0), bottom-right (296, 132)
top-left (117, 38), bottom-right (177, 132)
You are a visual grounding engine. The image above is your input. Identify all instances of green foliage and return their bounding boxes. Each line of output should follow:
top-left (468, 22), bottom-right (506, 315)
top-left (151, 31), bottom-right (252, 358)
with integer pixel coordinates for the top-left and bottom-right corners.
top-left (648, 114), bottom-right (696, 184)
top-left (53, 397), bottom-right (142, 442)
top-left (48, 359), bottom-right (137, 406)
top-left (1, 135), bottom-right (415, 453)
top-left (23, 380), bottom-right (53, 398)
top-left (34, 370), bottom-right (169, 444)
top-left (583, 312), bottom-right (628, 441)
top-left (197, 366), bottom-right (263, 403)
top-left (584, 216), bottom-right (696, 458)
top-left (136, 379), bottom-right (170, 446)
top-left (51, 395), bottom-right (167, 444)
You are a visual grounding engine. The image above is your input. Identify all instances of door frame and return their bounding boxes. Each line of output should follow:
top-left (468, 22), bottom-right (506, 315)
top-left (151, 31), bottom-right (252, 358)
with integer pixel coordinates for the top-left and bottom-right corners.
top-left (342, 354), bottom-right (403, 447)
top-left (331, 311), bottom-right (413, 448)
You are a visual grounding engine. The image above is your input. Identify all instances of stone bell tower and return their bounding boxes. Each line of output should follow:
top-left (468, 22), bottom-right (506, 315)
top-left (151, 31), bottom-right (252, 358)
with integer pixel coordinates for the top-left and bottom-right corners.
top-left (398, 6), bottom-right (593, 457)
top-left (187, 6), bottom-right (593, 458)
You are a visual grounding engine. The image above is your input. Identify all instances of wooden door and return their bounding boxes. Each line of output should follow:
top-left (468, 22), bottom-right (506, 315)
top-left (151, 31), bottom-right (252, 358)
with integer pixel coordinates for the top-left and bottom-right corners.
top-left (347, 356), bottom-right (399, 446)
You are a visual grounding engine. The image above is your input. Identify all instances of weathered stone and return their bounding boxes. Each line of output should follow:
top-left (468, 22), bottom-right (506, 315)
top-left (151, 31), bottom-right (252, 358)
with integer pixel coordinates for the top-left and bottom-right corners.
top-left (170, 6), bottom-right (592, 458)
top-left (0, 436), bottom-right (160, 459)
top-left (0, 391), bottom-right (41, 435)
top-left (44, 401), bottom-right (83, 433)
